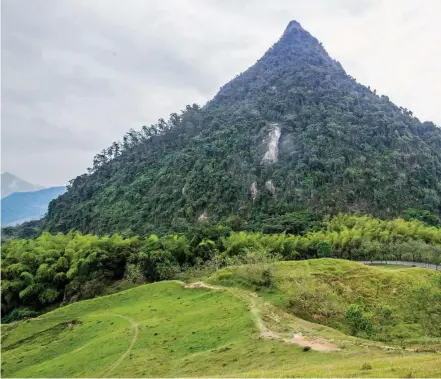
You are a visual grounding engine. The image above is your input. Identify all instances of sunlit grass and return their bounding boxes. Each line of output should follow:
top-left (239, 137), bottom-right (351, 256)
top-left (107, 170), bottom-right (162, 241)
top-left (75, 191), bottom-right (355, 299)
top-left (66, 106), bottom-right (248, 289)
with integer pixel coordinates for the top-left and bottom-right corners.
top-left (2, 262), bottom-right (441, 378)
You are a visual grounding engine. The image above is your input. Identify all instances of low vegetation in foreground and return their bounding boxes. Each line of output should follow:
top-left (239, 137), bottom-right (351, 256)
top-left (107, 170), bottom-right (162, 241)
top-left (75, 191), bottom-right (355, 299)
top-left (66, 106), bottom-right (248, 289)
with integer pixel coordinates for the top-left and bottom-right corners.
top-left (2, 271), bottom-right (441, 378)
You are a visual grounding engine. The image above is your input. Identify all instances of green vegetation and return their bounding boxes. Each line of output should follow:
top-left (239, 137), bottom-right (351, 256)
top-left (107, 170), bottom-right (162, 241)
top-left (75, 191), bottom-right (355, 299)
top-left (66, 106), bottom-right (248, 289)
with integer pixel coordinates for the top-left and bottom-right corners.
top-left (3, 279), bottom-right (441, 378)
top-left (209, 259), bottom-right (441, 345)
top-left (2, 214), bottom-right (441, 321)
top-left (1, 219), bottom-right (44, 242)
top-left (404, 208), bottom-right (441, 227)
top-left (2, 20), bottom-right (441, 377)
top-left (39, 21), bottom-right (441, 236)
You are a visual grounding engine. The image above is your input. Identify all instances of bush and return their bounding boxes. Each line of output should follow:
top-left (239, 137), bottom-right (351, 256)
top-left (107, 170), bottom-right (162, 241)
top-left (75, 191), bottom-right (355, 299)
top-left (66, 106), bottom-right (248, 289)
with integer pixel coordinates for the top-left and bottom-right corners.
top-left (80, 279), bottom-right (105, 299)
top-left (361, 363), bottom-right (372, 370)
top-left (316, 241), bottom-right (333, 258)
top-left (345, 304), bottom-right (373, 337)
top-left (240, 253), bottom-right (276, 288)
top-left (156, 262), bottom-right (181, 280)
top-left (260, 267), bottom-right (274, 287)
top-left (1, 308), bottom-right (38, 323)
top-left (124, 263), bottom-right (146, 284)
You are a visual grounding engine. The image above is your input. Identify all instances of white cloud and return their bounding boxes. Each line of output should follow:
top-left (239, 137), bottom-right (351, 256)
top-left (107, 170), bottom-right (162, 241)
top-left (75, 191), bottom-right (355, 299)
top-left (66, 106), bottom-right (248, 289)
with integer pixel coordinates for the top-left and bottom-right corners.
top-left (1, 0), bottom-right (440, 186)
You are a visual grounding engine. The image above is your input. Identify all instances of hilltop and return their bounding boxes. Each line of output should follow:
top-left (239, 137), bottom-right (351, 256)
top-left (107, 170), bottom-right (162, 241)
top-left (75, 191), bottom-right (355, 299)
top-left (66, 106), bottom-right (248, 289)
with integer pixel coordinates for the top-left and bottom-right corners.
top-left (43, 21), bottom-right (441, 236)
top-left (208, 259), bottom-right (441, 345)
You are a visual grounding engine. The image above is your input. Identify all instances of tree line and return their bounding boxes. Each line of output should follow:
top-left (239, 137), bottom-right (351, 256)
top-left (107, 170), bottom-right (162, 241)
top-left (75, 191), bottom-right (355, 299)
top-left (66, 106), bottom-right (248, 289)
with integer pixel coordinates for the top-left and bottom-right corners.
top-left (2, 213), bottom-right (440, 322)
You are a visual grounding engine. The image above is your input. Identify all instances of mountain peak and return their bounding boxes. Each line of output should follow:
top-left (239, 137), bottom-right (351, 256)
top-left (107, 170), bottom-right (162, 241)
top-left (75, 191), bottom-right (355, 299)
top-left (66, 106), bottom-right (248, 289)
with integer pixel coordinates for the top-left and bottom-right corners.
top-left (277, 20), bottom-right (321, 49)
top-left (1, 172), bottom-right (43, 198)
top-left (44, 21), bottom-right (441, 235)
top-left (282, 20), bottom-right (303, 34)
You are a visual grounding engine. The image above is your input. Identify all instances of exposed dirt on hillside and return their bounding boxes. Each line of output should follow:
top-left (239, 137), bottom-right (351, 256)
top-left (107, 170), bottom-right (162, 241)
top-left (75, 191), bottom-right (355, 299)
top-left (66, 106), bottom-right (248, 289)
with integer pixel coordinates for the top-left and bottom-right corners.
top-left (260, 330), bottom-right (338, 351)
top-left (286, 333), bottom-right (338, 351)
top-left (184, 281), bottom-right (220, 290)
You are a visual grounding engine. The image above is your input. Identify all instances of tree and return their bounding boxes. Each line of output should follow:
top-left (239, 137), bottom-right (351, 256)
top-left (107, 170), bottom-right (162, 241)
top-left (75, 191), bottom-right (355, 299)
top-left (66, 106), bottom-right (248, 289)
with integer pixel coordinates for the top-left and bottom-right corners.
top-left (345, 304), bottom-right (373, 336)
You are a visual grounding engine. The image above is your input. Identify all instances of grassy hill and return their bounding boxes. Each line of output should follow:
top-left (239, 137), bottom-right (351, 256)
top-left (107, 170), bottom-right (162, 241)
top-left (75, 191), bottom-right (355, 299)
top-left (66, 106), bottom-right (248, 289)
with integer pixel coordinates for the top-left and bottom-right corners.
top-left (208, 259), bottom-right (441, 345)
top-left (2, 260), bottom-right (441, 378)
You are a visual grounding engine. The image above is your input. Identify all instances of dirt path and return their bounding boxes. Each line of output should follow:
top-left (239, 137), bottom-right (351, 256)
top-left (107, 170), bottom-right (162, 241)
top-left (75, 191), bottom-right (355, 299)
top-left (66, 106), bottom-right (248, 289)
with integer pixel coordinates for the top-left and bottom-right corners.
top-left (184, 281), bottom-right (220, 290)
top-left (183, 281), bottom-right (338, 352)
top-left (95, 313), bottom-right (139, 378)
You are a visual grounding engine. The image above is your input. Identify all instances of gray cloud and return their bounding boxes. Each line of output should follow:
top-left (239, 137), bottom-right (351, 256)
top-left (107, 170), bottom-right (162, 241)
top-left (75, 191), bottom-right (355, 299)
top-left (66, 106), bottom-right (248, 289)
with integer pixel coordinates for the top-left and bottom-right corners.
top-left (1, 0), bottom-right (440, 186)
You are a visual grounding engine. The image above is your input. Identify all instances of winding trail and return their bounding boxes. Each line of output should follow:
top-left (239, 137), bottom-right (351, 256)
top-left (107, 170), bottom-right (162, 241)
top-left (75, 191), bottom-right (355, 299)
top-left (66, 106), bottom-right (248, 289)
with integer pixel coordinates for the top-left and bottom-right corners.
top-left (184, 282), bottom-right (339, 352)
top-left (183, 280), bottom-right (426, 353)
top-left (94, 313), bottom-right (139, 378)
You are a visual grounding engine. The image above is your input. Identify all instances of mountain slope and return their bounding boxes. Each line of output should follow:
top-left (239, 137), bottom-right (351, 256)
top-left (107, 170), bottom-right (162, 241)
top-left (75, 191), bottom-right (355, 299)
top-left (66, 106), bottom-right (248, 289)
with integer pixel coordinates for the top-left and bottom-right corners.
top-left (44, 21), bottom-right (441, 235)
top-left (1, 186), bottom-right (66, 226)
top-left (1, 172), bottom-right (42, 198)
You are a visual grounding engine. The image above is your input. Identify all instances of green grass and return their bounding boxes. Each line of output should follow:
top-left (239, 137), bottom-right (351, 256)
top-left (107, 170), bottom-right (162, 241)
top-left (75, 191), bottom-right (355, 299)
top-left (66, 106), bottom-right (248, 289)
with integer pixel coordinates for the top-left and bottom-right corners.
top-left (2, 262), bottom-right (441, 378)
top-left (208, 259), bottom-right (441, 345)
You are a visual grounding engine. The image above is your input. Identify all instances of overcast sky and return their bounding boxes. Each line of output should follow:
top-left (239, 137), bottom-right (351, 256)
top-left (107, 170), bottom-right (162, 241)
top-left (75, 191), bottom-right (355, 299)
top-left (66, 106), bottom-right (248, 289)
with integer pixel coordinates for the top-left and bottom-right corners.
top-left (2, 0), bottom-right (440, 187)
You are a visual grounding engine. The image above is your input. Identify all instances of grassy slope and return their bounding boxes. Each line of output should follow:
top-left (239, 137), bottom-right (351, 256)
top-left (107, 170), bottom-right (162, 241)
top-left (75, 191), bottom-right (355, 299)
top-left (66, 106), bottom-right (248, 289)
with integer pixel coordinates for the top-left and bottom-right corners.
top-left (1, 265), bottom-right (441, 378)
top-left (208, 259), bottom-right (441, 345)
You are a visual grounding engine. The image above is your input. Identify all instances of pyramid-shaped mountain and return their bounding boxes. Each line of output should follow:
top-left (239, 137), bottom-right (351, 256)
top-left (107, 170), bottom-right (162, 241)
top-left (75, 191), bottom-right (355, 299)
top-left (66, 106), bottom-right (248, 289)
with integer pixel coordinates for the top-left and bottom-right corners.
top-left (45, 21), bottom-right (441, 235)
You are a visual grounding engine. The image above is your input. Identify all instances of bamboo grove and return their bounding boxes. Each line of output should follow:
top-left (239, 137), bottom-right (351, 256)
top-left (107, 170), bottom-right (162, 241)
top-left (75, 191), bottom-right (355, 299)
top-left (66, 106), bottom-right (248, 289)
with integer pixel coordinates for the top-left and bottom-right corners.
top-left (2, 214), bottom-right (440, 322)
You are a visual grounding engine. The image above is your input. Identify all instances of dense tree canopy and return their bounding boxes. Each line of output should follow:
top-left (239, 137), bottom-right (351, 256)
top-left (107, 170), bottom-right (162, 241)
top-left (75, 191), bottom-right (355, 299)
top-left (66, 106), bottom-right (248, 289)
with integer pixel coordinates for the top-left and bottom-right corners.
top-left (40, 21), bottom-right (441, 236)
top-left (2, 214), bottom-right (440, 322)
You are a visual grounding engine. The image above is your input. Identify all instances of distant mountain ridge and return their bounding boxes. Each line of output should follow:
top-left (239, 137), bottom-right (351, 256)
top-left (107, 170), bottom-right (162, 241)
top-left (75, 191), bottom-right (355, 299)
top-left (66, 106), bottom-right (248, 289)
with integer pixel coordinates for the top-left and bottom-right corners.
top-left (1, 172), bottom-right (43, 198)
top-left (44, 20), bottom-right (441, 235)
top-left (1, 186), bottom-right (66, 226)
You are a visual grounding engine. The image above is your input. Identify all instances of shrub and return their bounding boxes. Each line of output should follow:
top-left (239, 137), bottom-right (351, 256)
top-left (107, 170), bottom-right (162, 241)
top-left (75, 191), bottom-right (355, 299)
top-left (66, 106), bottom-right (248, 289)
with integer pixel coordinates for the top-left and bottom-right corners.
top-left (345, 304), bottom-right (373, 337)
top-left (1, 307), bottom-right (38, 323)
top-left (124, 263), bottom-right (145, 284)
top-left (240, 253), bottom-right (276, 288)
top-left (316, 241), bottom-right (333, 258)
top-left (80, 279), bottom-right (105, 299)
top-left (361, 363), bottom-right (372, 370)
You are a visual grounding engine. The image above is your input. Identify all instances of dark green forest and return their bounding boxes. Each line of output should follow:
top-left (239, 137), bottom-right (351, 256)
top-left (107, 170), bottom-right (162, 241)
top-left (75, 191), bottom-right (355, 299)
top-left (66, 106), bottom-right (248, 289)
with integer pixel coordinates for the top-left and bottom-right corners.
top-left (41, 21), bottom-right (441, 236)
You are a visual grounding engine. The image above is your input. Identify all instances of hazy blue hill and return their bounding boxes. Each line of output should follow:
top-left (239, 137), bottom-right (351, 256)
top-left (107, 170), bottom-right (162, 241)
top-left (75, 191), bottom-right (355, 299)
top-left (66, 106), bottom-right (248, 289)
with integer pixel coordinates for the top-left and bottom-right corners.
top-left (1, 172), bottom-right (42, 198)
top-left (1, 186), bottom-right (66, 226)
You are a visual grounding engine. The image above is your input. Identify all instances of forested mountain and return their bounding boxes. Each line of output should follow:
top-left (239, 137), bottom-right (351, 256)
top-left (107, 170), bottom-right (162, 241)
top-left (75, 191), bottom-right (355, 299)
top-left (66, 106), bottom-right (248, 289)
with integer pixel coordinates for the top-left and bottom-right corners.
top-left (44, 21), bottom-right (441, 236)
top-left (1, 186), bottom-right (66, 226)
top-left (1, 172), bottom-right (42, 198)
